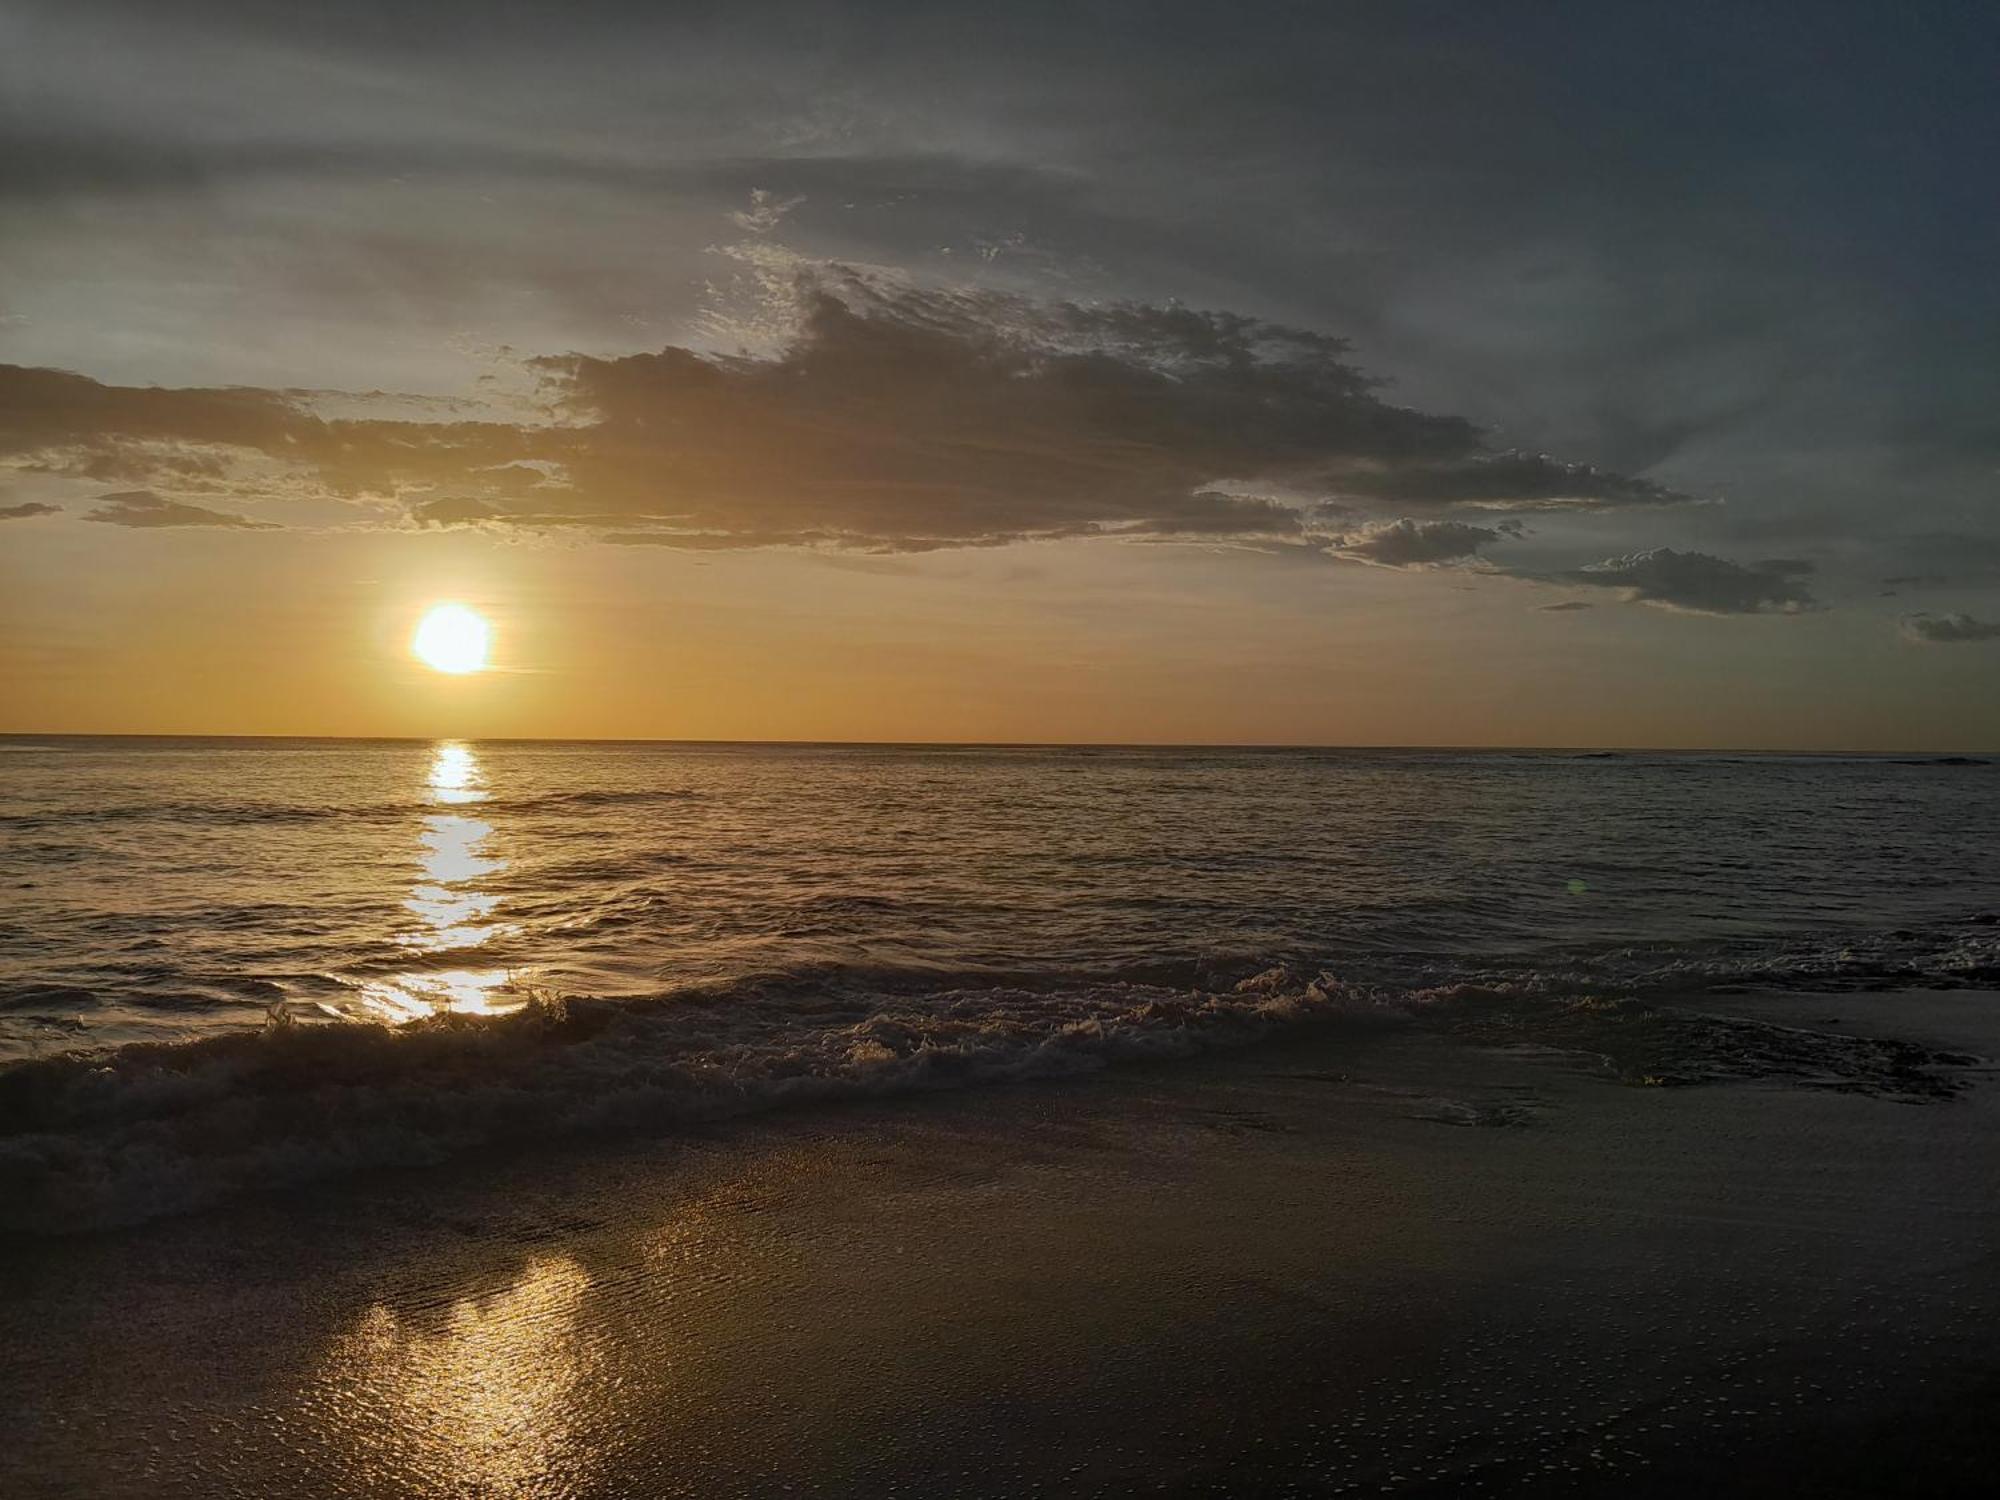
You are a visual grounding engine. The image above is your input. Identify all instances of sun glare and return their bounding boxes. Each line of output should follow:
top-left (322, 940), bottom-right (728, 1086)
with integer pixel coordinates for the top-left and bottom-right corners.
top-left (412, 604), bottom-right (492, 675)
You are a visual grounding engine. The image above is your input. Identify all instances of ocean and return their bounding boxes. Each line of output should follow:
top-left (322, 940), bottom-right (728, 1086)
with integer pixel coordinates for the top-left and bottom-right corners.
top-left (1, 736), bottom-right (1994, 1233)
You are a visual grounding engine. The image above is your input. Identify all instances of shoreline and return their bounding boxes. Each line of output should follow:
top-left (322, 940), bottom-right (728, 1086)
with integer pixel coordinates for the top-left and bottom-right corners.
top-left (3, 986), bottom-right (1996, 1496)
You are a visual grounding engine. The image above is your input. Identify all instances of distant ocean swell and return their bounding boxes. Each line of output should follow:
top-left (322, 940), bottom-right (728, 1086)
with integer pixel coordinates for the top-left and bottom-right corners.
top-left (0, 785), bottom-right (705, 831)
top-left (1, 919), bottom-right (1990, 1236)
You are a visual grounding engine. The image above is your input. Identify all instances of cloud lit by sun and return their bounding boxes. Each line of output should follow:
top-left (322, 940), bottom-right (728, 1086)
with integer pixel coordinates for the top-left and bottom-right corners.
top-left (412, 605), bottom-right (492, 675)
top-left (1, 3), bottom-right (1996, 751)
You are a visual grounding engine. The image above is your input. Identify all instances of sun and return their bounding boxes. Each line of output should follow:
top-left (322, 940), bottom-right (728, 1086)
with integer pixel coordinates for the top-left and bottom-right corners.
top-left (412, 604), bottom-right (492, 675)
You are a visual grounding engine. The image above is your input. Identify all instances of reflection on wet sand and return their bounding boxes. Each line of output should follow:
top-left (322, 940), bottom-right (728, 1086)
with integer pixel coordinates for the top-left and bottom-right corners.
top-left (309, 1256), bottom-right (603, 1497)
top-left (355, 742), bottom-right (522, 1021)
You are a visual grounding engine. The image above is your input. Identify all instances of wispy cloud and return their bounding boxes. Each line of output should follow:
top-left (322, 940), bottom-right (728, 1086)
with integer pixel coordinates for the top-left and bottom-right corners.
top-left (1901, 612), bottom-right (2000, 644)
top-left (83, 489), bottom-right (274, 529)
top-left (1329, 517), bottom-right (1517, 568)
top-left (1323, 454), bottom-right (1683, 512)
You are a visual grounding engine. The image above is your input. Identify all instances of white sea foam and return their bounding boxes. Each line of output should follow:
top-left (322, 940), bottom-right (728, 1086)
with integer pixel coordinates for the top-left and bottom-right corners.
top-left (1, 946), bottom-right (1983, 1235)
top-left (0, 969), bottom-right (1404, 1234)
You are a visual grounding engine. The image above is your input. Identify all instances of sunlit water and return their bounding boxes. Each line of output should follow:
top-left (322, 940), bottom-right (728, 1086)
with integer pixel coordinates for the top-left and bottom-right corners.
top-left (0, 737), bottom-right (1994, 1230)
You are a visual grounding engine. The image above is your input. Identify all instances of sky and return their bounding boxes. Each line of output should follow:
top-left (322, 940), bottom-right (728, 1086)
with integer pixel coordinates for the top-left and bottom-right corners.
top-left (2, 0), bottom-right (1996, 747)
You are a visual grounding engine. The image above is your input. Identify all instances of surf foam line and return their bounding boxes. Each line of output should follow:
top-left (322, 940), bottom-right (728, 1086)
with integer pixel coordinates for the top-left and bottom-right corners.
top-left (0, 939), bottom-right (1985, 1236)
top-left (0, 968), bottom-right (1405, 1235)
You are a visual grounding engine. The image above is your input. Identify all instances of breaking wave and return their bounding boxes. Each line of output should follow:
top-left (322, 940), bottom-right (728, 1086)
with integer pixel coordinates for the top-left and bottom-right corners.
top-left (6, 737), bottom-right (1996, 1238)
top-left (0, 927), bottom-right (1988, 1236)
top-left (0, 969), bottom-right (1380, 1235)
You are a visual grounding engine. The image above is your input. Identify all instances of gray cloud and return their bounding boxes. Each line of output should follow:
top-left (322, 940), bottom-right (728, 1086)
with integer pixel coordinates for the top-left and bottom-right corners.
top-left (520, 278), bottom-right (1483, 549)
top-left (83, 489), bottom-right (274, 529)
top-left (1875, 535), bottom-right (2000, 592)
top-left (3, 268), bottom-right (1689, 554)
top-left (1551, 549), bottom-right (1817, 615)
top-left (1538, 601), bottom-right (1593, 612)
top-left (1113, 493), bottom-right (1306, 539)
top-left (1325, 453), bottom-right (1685, 511)
top-left (1901, 613), bottom-right (2000, 644)
top-left (3, 0), bottom-right (1994, 616)
top-left (1331, 517), bottom-right (1515, 568)
top-left (0, 501), bottom-right (61, 520)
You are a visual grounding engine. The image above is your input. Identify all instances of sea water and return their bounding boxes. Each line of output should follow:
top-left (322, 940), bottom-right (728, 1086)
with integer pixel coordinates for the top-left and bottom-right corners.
top-left (2, 737), bottom-right (1993, 1229)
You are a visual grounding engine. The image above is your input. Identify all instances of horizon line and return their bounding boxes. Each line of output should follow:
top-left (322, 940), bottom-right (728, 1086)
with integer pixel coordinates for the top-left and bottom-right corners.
top-left (1, 731), bottom-right (1993, 758)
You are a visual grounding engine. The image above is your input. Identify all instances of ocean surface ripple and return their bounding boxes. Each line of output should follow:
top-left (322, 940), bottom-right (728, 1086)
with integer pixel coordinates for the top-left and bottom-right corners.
top-left (1, 737), bottom-right (1994, 1231)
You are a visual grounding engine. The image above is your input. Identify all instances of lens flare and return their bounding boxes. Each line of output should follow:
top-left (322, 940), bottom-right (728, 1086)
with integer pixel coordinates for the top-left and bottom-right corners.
top-left (412, 604), bottom-right (491, 675)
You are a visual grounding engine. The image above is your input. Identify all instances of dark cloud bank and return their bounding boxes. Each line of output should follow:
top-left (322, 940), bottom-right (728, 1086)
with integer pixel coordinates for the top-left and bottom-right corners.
top-left (1, 266), bottom-right (1815, 614)
top-left (1555, 551), bottom-right (1817, 616)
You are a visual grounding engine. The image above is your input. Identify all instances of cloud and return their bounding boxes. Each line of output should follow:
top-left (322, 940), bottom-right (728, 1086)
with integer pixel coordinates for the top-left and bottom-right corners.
top-left (1112, 492), bottom-right (1305, 539)
top-left (0, 501), bottom-right (61, 520)
top-left (729, 188), bottom-right (805, 234)
top-left (1538, 600), bottom-right (1593, 612)
top-left (1550, 549), bottom-right (1816, 615)
top-left (1331, 517), bottom-right (1515, 568)
top-left (0, 365), bottom-right (310, 453)
top-left (1876, 534), bottom-right (2000, 591)
top-left (518, 278), bottom-right (1491, 549)
top-left (601, 528), bottom-right (844, 550)
top-left (406, 494), bottom-right (508, 526)
top-left (1325, 453), bottom-right (1686, 511)
top-left (0, 266), bottom-right (1691, 555)
top-left (1901, 612), bottom-right (2000, 644)
top-left (83, 489), bottom-right (274, 529)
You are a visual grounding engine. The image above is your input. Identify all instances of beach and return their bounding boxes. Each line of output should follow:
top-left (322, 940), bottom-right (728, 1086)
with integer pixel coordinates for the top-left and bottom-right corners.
top-left (4, 984), bottom-right (1994, 1498)
top-left (10, 3), bottom-right (2000, 1491)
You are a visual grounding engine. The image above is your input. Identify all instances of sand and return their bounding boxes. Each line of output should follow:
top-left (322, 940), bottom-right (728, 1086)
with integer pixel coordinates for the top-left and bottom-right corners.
top-left (2, 988), bottom-right (1996, 1498)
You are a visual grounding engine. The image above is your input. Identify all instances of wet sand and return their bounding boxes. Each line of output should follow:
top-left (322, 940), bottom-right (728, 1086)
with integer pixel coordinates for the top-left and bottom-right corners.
top-left (3, 988), bottom-right (1996, 1497)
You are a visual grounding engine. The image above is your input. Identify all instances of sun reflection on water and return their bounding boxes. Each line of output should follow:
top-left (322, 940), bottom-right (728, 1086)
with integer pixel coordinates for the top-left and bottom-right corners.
top-left (426, 742), bottom-right (483, 802)
top-left (353, 742), bottom-right (523, 1021)
top-left (308, 1256), bottom-right (603, 1497)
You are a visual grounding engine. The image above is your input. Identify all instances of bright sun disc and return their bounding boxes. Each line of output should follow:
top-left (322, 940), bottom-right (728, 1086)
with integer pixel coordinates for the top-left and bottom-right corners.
top-left (412, 604), bottom-right (491, 675)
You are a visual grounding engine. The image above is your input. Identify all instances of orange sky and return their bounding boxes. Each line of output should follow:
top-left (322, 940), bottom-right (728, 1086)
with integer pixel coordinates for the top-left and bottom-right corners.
top-left (5, 516), bottom-right (1994, 749)
top-left (5, 4), bottom-right (1999, 749)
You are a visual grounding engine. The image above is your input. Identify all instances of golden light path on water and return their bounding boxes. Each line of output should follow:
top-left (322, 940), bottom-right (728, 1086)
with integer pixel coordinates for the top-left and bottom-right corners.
top-left (309, 1255), bottom-right (605, 1496)
top-left (304, 746), bottom-right (606, 1493)
top-left (298, 1184), bottom-right (750, 1494)
top-left (353, 742), bottom-right (523, 1021)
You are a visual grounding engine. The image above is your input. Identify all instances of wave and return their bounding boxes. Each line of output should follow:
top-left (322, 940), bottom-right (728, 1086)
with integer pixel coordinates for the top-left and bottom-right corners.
top-left (0, 932), bottom-right (1987, 1236)
top-left (0, 800), bottom-right (411, 831)
top-left (0, 786), bottom-right (705, 832)
top-left (503, 787), bottom-right (706, 811)
top-left (0, 969), bottom-right (1385, 1235)
top-left (1330, 916), bottom-right (2000, 1000)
